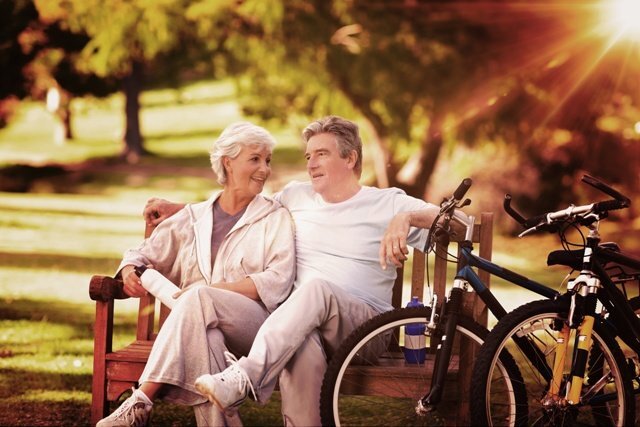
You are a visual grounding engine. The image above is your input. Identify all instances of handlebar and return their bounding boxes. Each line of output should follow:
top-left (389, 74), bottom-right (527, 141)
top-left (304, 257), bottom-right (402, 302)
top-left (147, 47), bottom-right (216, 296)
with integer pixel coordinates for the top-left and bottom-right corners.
top-left (425, 178), bottom-right (474, 250)
top-left (453, 178), bottom-right (473, 201)
top-left (440, 178), bottom-right (472, 213)
top-left (504, 175), bottom-right (630, 237)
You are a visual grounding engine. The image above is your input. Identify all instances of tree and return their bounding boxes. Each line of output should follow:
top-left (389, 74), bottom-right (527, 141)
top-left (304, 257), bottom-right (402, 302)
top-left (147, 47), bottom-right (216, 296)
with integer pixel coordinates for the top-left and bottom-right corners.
top-left (201, 0), bottom-right (639, 200)
top-left (0, 0), bottom-right (119, 139)
top-left (197, 0), bottom-right (527, 196)
top-left (22, 19), bottom-right (119, 140)
top-left (35, 0), bottom-right (218, 161)
top-left (0, 0), bottom-right (39, 126)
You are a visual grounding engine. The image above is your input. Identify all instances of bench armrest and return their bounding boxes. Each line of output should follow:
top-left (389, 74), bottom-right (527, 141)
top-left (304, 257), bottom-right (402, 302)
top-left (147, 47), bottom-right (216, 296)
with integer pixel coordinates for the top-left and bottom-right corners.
top-left (89, 275), bottom-right (130, 301)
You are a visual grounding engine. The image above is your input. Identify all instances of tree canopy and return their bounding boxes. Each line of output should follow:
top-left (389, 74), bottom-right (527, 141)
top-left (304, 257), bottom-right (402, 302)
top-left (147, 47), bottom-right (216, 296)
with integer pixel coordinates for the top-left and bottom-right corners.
top-left (4, 0), bottom-right (639, 205)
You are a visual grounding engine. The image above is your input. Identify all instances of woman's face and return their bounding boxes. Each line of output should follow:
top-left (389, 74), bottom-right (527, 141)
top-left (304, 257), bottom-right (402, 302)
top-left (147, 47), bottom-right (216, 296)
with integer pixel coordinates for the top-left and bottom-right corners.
top-left (224, 144), bottom-right (272, 197)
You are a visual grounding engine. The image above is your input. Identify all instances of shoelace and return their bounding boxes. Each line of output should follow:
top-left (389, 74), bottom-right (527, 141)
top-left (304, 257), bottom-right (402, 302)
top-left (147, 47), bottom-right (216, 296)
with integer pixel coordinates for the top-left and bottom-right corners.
top-left (110, 388), bottom-right (149, 424)
top-left (223, 351), bottom-right (257, 401)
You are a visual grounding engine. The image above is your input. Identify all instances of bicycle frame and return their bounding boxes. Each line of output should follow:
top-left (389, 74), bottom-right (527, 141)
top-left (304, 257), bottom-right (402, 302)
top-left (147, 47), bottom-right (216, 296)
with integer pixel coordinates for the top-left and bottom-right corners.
top-left (456, 242), bottom-right (559, 315)
top-left (419, 233), bottom-right (559, 409)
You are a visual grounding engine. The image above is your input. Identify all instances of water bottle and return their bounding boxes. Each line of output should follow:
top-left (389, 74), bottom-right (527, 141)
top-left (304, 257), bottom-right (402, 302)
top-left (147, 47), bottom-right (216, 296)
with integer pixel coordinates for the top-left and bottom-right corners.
top-left (134, 265), bottom-right (180, 309)
top-left (403, 296), bottom-right (427, 364)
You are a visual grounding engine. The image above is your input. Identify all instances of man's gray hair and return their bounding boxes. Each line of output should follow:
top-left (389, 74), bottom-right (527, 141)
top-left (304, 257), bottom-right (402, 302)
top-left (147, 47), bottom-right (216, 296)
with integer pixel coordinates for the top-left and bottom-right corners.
top-left (302, 116), bottom-right (362, 177)
top-left (210, 122), bottom-right (276, 185)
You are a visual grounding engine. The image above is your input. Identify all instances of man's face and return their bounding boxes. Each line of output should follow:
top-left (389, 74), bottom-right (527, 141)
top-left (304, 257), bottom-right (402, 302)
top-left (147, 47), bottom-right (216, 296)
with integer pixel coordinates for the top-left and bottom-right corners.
top-left (305, 133), bottom-right (355, 198)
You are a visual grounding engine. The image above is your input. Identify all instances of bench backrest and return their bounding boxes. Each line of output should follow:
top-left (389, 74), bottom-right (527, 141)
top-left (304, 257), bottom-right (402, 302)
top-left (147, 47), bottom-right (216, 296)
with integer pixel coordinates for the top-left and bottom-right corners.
top-left (136, 212), bottom-right (493, 340)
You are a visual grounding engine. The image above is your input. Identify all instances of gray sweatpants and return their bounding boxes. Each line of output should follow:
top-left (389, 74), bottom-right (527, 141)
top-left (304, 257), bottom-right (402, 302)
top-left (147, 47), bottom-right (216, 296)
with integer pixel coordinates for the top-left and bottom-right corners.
top-left (237, 279), bottom-right (379, 426)
top-left (139, 286), bottom-right (269, 426)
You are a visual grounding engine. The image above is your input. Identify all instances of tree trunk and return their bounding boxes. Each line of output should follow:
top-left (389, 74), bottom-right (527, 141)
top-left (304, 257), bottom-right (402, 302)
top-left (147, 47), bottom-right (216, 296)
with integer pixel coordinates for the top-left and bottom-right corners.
top-left (329, 72), bottom-right (401, 188)
top-left (396, 117), bottom-right (444, 199)
top-left (122, 60), bottom-right (144, 163)
top-left (361, 119), bottom-right (396, 188)
top-left (58, 103), bottom-right (73, 140)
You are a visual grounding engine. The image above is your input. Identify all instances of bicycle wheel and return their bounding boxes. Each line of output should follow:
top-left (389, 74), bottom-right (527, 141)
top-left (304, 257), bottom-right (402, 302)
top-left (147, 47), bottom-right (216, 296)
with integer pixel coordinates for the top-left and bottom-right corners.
top-left (471, 298), bottom-right (635, 426)
top-left (320, 306), bottom-right (523, 426)
top-left (616, 296), bottom-right (640, 411)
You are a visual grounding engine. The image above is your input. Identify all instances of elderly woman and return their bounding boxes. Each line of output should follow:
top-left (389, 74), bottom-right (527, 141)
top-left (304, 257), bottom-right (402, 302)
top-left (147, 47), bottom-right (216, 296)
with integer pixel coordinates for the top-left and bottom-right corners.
top-left (97, 122), bottom-right (296, 427)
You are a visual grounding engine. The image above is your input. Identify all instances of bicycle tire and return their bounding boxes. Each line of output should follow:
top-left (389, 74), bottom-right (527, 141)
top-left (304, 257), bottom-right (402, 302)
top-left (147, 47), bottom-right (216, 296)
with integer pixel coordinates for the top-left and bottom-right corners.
top-left (470, 298), bottom-right (635, 426)
top-left (616, 295), bottom-right (640, 412)
top-left (320, 306), bottom-right (525, 426)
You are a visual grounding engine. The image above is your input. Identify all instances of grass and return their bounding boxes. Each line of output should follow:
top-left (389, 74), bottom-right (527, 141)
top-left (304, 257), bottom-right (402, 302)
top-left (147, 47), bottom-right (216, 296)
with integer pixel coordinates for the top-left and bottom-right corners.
top-left (0, 78), bottom-right (635, 425)
top-left (0, 79), bottom-right (297, 425)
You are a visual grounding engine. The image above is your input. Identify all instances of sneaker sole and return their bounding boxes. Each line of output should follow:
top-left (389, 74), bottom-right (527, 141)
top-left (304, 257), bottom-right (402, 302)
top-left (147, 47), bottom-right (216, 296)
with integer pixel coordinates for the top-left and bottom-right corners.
top-left (194, 380), bottom-right (248, 414)
top-left (195, 380), bottom-right (227, 412)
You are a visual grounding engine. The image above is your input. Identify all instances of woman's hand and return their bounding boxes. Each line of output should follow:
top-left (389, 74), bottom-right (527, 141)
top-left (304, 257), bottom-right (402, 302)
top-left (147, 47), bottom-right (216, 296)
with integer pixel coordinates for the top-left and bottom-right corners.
top-left (121, 265), bottom-right (148, 298)
top-left (143, 198), bottom-right (185, 226)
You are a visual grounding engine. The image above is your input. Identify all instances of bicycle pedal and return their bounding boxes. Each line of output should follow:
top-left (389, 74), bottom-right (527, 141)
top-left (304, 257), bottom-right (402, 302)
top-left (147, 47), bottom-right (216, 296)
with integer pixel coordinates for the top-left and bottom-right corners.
top-left (415, 399), bottom-right (436, 416)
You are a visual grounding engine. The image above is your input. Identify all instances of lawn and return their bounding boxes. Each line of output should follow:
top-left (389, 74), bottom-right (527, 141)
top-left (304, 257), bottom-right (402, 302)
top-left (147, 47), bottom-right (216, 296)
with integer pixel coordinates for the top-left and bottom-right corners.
top-left (0, 79), bottom-right (620, 426)
top-left (0, 80), bottom-right (298, 426)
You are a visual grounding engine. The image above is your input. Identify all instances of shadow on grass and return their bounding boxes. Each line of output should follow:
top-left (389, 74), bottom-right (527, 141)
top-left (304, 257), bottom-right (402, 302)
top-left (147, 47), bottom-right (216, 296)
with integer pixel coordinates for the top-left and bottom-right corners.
top-left (0, 368), bottom-right (92, 399)
top-left (0, 366), bottom-right (284, 427)
top-left (145, 128), bottom-right (223, 143)
top-left (0, 204), bottom-right (136, 221)
top-left (0, 298), bottom-right (136, 333)
top-left (0, 143), bottom-right (305, 196)
top-left (0, 400), bottom-right (91, 427)
top-left (0, 252), bottom-right (121, 274)
top-left (0, 367), bottom-right (92, 426)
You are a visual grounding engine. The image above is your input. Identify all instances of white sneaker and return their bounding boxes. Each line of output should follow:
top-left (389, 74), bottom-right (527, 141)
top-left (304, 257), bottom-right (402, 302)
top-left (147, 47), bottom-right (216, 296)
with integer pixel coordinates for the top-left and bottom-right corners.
top-left (96, 388), bottom-right (153, 427)
top-left (195, 351), bottom-right (256, 411)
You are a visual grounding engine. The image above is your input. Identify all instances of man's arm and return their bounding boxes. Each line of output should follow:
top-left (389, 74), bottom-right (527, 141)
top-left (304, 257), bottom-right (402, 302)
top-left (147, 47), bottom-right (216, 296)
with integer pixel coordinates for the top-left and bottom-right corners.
top-left (143, 197), bottom-right (186, 226)
top-left (379, 207), bottom-right (468, 270)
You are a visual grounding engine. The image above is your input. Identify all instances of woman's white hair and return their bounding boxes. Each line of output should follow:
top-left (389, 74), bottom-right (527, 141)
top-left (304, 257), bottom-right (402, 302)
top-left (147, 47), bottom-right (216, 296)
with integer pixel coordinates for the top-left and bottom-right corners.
top-left (210, 122), bottom-right (276, 185)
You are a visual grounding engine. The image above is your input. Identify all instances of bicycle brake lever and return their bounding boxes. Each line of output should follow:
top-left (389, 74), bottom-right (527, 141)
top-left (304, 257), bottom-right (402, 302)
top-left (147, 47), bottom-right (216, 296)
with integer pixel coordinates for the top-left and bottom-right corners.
top-left (518, 227), bottom-right (537, 238)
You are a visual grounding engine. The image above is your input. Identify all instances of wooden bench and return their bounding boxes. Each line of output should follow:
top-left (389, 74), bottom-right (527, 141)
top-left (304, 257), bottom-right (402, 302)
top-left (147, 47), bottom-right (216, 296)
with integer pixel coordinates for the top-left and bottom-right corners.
top-left (89, 213), bottom-right (493, 425)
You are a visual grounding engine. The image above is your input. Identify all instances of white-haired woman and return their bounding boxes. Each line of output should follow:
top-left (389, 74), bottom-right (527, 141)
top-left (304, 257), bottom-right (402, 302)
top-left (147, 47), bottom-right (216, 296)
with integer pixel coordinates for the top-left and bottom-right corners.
top-left (97, 122), bottom-right (296, 427)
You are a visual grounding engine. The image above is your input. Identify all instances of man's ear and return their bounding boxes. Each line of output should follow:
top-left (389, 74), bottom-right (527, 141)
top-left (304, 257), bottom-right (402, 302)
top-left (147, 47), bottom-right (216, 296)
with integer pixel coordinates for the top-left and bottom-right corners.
top-left (347, 150), bottom-right (358, 170)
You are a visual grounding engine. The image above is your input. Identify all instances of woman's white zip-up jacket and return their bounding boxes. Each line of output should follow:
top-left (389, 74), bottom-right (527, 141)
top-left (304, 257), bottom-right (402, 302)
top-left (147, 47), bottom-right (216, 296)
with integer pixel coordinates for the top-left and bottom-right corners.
top-left (117, 191), bottom-right (296, 313)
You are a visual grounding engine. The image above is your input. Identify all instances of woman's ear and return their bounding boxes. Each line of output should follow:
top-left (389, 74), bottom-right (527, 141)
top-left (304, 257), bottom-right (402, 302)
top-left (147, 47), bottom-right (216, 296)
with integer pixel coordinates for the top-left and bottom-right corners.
top-left (222, 156), bottom-right (231, 173)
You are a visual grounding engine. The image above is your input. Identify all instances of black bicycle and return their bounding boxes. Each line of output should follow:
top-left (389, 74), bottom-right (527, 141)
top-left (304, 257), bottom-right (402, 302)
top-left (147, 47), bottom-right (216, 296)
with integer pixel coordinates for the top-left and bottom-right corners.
top-left (319, 179), bottom-right (580, 426)
top-left (471, 175), bottom-right (639, 426)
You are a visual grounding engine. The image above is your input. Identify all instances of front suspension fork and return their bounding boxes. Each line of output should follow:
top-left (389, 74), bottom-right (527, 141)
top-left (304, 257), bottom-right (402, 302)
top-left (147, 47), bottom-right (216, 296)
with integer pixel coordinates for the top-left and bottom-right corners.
top-left (417, 281), bottom-right (465, 413)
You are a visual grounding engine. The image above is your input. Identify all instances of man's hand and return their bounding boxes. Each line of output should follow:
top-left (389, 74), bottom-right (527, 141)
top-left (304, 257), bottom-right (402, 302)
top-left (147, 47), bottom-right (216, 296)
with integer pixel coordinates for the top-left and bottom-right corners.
top-left (121, 265), bottom-right (148, 298)
top-left (379, 212), bottom-right (411, 270)
top-left (143, 197), bottom-right (184, 226)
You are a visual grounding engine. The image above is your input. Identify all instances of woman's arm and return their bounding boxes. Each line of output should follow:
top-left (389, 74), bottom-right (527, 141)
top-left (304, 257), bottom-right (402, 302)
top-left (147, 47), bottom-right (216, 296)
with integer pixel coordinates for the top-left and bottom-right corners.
top-left (244, 209), bottom-right (296, 312)
top-left (212, 277), bottom-right (260, 300)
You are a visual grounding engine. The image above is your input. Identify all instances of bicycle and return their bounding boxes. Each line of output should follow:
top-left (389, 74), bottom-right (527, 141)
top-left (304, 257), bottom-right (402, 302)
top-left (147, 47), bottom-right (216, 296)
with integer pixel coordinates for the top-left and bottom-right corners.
top-left (470, 175), bottom-right (639, 426)
top-left (319, 179), bottom-right (572, 426)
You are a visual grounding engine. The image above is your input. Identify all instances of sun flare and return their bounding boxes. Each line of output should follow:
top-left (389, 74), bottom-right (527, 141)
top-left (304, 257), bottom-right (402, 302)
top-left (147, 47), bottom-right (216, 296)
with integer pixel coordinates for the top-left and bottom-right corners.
top-left (605, 0), bottom-right (640, 41)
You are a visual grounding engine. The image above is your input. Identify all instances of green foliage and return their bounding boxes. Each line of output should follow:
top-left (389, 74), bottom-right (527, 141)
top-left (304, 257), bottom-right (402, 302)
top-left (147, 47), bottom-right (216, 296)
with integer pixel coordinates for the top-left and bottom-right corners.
top-left (193, 0), bottom-right (640, 199)
top-left (0, 0), bottom-right (39, 99)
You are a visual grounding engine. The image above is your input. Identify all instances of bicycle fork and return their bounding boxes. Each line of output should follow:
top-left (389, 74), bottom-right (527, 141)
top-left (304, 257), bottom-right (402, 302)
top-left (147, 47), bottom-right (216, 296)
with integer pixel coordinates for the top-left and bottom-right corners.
top-left (416, 279), bottom-right (466, 415)
top-left (544, 278), bottom-right (600, 408)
